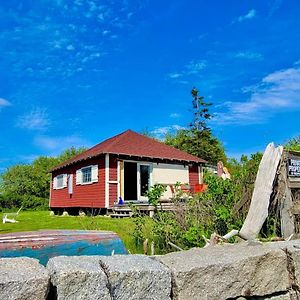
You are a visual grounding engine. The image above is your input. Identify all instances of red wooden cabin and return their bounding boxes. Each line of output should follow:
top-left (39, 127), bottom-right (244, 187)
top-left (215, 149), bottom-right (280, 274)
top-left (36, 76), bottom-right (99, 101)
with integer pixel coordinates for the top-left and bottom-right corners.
top-left (50, 130), bottom-right (206, 213)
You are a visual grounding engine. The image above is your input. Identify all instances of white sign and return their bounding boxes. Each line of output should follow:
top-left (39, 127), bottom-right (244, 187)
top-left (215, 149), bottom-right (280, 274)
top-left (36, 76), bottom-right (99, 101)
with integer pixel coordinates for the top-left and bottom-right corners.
top-left (288, 159), bottom-right (300, 177)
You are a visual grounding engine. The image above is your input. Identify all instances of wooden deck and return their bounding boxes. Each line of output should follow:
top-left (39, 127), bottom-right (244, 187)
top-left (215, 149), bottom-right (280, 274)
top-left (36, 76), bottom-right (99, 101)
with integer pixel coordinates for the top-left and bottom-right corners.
top-left (108, 200), bottom-right (185, 218)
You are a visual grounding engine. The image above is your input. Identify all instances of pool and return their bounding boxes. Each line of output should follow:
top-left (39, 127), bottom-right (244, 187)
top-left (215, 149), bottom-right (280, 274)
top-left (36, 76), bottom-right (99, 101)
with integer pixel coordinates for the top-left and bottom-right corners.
top-left (0, 230), bottom-right (128, 265)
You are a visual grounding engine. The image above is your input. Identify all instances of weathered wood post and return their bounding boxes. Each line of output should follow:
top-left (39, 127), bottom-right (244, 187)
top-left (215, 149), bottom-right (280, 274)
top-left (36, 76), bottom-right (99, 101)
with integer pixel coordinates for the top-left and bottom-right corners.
top-left (239, 143), bottom-right (283, 240)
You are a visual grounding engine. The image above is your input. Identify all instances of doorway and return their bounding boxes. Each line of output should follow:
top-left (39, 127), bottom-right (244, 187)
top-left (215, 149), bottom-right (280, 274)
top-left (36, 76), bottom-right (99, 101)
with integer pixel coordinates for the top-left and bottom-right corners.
top-left (124, 162), bottom-right (137, 200)
top-left (123, 161), bottom-right (151, 201)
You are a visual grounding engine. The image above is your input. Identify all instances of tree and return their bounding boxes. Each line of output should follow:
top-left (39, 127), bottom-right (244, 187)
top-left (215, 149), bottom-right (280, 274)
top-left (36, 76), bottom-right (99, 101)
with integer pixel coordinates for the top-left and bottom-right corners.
top-left (165, 87), bottom-right (226, 164)
top-left (0, 147), bottom-right (86, 210)
top-left (190, 87), bottom-right (212, 131)
top-left (285, 136), bottom-right (300, 152)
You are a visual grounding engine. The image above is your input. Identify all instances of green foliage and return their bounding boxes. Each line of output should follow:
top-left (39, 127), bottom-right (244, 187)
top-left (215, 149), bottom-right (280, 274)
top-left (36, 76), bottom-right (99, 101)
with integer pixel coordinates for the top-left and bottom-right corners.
top-left (133, 174), bottom-right (243, 252)
top-left (133, 152), bottom-right (264, 253)
top-left (165, 129), bottom-right (227, 164)
top-left (146, 184), bottom-right (167, 207)
top-left (227, 152), bottom-right (263, 220)
top-left (0, 147), bottom-right (86, 210)
top-left (132, 214), bottom-right (146, 246)
top-left (284, 136), bottom-right (300, 152)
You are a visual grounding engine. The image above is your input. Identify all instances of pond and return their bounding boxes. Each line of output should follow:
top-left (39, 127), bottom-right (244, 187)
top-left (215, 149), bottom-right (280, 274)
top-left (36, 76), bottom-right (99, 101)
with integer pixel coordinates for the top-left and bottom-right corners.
top-left (0, 230), bottom-right (128, 266)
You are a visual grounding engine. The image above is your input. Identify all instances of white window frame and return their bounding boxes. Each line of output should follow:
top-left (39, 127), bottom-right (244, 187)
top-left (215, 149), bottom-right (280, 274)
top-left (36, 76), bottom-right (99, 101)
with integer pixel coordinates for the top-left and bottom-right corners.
top-left (82, 166), bottom-right (92, 184)
top-left (120, 159), bottom-right (153, 202)
top-left (53, 174), bottom-right (67, 190)
top-left (76, 164), bottom-right (98, 185)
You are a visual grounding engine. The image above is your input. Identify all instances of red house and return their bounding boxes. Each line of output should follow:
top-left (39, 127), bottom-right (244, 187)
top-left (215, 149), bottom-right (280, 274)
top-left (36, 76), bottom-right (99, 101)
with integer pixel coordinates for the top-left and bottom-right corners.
top-left (50, 130), bottom-right (206, 213)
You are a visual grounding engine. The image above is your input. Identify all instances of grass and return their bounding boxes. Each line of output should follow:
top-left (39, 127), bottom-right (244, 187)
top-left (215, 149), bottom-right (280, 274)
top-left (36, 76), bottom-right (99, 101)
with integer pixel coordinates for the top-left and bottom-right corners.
top-left (0, 211), bottom-right (147, 254)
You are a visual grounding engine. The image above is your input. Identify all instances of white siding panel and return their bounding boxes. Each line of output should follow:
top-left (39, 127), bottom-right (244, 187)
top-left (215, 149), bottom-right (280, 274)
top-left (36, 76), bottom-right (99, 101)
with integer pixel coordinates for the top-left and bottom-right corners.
top-left (152, 163), bottom-right (189, 199)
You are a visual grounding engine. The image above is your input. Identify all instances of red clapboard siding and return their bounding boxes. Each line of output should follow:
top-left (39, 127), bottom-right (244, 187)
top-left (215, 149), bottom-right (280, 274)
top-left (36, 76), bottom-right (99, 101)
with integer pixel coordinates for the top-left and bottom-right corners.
top-left (189, 165), bottom-right (199, 193)
top-left (109, 155), bottom-right (118, 206)
top-left (50, 156), bottom-right (105, 208)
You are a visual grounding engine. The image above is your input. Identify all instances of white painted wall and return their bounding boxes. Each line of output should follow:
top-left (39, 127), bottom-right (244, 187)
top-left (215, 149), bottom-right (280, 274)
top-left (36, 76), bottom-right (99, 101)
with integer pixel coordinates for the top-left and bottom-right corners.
top-left (152, 163), bottom-right (189, 199)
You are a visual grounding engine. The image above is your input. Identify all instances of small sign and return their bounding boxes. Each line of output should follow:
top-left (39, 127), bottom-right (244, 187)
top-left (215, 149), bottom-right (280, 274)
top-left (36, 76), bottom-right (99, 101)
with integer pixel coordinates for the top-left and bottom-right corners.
top-left (288, 158), bottom-right (300, 177)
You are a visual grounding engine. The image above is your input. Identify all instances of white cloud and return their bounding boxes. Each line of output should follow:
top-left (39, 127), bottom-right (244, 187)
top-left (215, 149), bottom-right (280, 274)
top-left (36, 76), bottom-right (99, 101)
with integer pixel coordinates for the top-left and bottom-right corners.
top-left (235, 9), bottom-right (256, 23)
top-left (16, 108), bottom-right (50, 130)
top-left (168, 73), bottom-right (182, 79)
top-left (215, 63), bottom-right (300, 125)
top-left (102, 30), bottom-right (110, 36)
top-left (234, 51), bottom-right (263, 60)
top-left (151, 125), bottom-right (185, 139)
top-left (0, 98), bottom-right (11, 106)
top-left (185, 60), bottom-right (207, 74)
top-left (66, 44), bottom-right (75, 51)
top-left (0, 98), bottom-right (11, 107)
top-left (34, 135), bottom-right (87, 152)
top-left (170, 113), bottom-right (180, 118)
top-left (168, 59), bottom-right (207, 80)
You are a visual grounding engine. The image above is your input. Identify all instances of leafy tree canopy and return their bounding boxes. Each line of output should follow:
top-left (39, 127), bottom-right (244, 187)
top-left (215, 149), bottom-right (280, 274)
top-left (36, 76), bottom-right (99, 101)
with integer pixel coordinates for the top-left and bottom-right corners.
top-left (284, 136), bottom-right (300, 152)
top-left (165, 129), bottom-right (227, 165)
top-left (0, 147), bottom-right (86, 210)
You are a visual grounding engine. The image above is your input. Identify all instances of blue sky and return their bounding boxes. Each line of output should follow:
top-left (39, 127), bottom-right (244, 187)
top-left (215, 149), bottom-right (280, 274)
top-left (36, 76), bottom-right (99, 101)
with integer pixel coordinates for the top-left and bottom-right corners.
top-left (1, 0), bottom-right (300, 170)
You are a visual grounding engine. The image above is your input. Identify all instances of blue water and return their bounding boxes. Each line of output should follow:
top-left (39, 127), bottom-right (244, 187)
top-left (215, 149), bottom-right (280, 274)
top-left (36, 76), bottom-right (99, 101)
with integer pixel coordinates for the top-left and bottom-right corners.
top-left (0, 239), bottom-right (127, 266)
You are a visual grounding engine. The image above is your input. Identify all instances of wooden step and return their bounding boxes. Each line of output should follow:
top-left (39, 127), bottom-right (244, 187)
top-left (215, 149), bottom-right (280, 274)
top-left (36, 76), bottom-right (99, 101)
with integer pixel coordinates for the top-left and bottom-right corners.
top-left (110, 213), bottom-right (131, 218)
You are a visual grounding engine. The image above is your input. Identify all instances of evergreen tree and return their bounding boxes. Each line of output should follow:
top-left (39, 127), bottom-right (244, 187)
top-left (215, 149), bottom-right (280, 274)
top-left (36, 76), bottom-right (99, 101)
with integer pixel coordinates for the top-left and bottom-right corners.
top-left (165, 87), bottom-right (226, 164)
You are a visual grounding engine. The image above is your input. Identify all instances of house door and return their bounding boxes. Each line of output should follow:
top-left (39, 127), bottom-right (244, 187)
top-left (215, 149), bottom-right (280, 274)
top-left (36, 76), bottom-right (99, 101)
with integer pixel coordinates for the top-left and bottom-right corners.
top-left (138, 164), bottom-right (151, 201)
top-left (124, 162), bottom-right (138, 201)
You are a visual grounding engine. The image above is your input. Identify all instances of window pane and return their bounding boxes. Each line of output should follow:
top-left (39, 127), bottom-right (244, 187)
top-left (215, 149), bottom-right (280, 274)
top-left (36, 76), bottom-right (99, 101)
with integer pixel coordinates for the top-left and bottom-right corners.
top-left (140, 165), bottom-right (150, 196)
top-left (82, 167), bottom-right (92, 183)
top-left (57, 175), bottom-right (64, 188)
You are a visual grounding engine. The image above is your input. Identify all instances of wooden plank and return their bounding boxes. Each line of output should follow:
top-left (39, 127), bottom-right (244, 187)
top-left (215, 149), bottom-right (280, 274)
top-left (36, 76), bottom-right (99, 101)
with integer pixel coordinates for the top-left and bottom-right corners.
top-left (239, 143), bottom-right (283, 240)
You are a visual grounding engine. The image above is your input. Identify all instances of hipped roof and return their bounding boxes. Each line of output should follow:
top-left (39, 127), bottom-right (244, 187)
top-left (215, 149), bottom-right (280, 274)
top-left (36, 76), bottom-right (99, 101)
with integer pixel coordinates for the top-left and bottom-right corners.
top-left (51, 129), bottom-right (206, 171)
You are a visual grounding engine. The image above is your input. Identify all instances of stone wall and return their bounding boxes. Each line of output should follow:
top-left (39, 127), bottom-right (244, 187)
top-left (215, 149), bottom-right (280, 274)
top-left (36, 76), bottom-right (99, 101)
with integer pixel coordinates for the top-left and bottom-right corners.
top-left (2, 240), bottom-right (300, 300)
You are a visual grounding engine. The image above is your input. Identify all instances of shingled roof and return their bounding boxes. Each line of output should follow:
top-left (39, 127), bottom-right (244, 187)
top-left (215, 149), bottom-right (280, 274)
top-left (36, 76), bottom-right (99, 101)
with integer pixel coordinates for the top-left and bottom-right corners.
top-left (51, 129), bottom-right (206, 171)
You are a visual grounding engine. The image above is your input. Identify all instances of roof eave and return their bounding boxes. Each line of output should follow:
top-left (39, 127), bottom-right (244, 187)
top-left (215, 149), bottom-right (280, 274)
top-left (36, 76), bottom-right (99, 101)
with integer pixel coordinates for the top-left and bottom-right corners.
top-left (50, 151), bottom-right (206, 172)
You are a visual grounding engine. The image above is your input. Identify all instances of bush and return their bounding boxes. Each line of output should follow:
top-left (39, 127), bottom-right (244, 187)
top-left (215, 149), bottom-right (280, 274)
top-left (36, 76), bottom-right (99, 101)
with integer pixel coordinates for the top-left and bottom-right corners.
top-left (133, 170), bottom-right (255, 253)
top-left (0, 193), bottom-right (48, 211)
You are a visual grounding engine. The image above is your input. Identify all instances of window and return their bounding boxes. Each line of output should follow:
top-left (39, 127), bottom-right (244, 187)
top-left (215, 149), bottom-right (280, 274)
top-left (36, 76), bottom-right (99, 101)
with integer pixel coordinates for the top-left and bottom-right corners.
top-left (82, 166), bottom-right (92, 183)
top-left (76, 165), bottom-right (98, 185)
top-left (53, 174), bottom-right (67, 189)
top-left (56, 174), bottom-right (64, 188)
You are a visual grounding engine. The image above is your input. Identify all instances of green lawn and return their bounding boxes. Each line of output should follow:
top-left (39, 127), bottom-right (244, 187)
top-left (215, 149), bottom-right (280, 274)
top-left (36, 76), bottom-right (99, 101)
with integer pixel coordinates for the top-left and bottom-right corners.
top-left (0, 211), bottom-right (144, 254)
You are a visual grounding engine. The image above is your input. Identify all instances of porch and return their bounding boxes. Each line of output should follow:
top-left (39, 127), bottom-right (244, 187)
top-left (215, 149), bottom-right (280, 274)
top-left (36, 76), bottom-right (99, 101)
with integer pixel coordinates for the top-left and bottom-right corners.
top-left (108, 199), bottom-right (184, 218)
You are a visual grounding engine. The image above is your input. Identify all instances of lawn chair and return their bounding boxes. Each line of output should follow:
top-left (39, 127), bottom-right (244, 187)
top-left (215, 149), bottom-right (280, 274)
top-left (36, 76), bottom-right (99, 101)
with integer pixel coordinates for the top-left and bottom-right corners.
top-left (2, 206), bottom-right (23, 224)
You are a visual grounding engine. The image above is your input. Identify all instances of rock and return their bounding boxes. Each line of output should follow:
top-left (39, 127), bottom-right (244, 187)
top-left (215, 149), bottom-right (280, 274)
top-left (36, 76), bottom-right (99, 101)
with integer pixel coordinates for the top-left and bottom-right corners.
top-left (47, 256), bottom-right (111, 300)
top-left (154, 243), bottom-right (290, 300)
top-left (266, 294), bottom-right (291, 300)
top-left (79, 210), bottom-right (86, 216)
top-left (236, 294), bottom-right (290, 300)
top-left (99, 255), bottom-right (172, 300)
top-left (0, 257), bottom-right (49, 300)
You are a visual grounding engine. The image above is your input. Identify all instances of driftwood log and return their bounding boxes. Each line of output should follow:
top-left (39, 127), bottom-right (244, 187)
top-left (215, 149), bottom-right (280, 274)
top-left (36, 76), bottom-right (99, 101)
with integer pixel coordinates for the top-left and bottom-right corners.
top-left (239, 143), bottom-right (283, 240)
